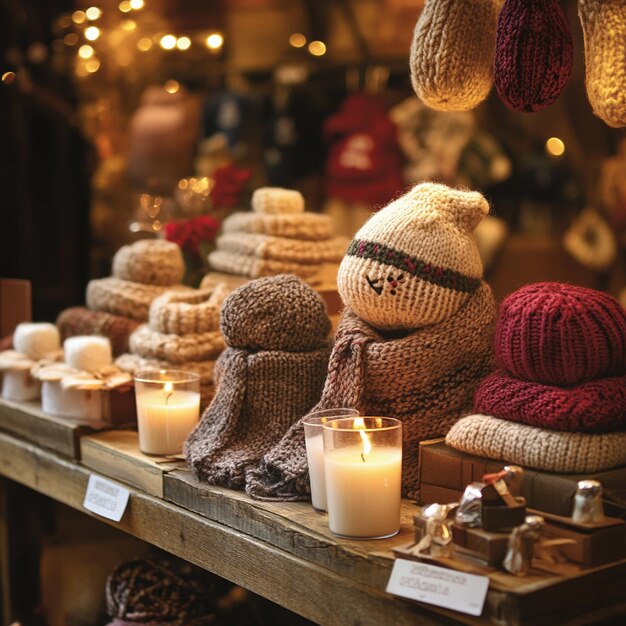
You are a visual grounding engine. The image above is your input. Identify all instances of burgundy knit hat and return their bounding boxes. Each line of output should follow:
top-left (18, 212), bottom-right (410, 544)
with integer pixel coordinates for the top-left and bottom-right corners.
top-left (475, 282), bottom-right (626, 434)
top-left (494, 0), bottom-right (573, 112)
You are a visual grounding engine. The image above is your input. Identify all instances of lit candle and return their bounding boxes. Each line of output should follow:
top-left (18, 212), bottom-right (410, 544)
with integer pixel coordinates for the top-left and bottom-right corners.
top-left (323, 417), bottom-right (402, 539)
top-left (303, 408), bottom-right (359, 512)
top-left (134, 370), bottom-right (200, 455)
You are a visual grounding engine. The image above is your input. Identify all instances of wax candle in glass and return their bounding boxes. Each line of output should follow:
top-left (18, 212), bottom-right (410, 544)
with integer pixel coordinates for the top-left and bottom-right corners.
top-left (134, 370), bottom-right (200, 456)
top-left (303, 408), bottom-right (360, 513)
top-left (323, 416), bottom-right (402, 539)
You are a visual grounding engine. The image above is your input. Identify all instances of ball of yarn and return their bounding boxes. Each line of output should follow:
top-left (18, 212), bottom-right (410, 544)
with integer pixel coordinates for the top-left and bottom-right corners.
top-left (13, 323), bottom-right (60, 360)
top-left (495, 0), bottom-right (573, 112)
top-left (220, 275), bottom-right (331, 352)
top-left (112, 239), bottom-right (184, 286)
top-left (106, 554), bottom-right (221, 625)
top-left (495, 283), bottom-right (626, 385)
top-left (64, 336), bottom-right (112, 371)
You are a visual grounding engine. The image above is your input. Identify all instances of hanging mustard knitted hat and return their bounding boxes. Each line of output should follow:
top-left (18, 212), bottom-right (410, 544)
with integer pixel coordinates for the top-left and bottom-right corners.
top-left (337, 182), bottom-right (489, 331)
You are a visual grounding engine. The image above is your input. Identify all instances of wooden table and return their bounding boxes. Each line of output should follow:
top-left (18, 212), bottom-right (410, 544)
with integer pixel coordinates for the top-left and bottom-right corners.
top-left (0, 399), bottom-right (624, 626)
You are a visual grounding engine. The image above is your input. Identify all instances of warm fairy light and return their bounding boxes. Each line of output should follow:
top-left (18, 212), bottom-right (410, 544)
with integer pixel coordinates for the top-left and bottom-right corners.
top-left (308, 40), bottom-right (326, 56)
top-left (178, 179), bottom-right (189, 190)
top-left (164, 79), bottom-right (180, 94)
top-left (546, 137), bottom-right (565, 157)
top-left (72, 10), bottom-right (86, 24)
top-left (137, 37), bottom-right (153, 51)
top-left (289, 33), bottom-right (307, 48)
top-left (78, 44), bottom-right (94, 59)
top-left (85, 7), bottom-right (102, 21)
top-left (205, 33), bottom-right (224, 50)
top-left (2, 71), bottom-right (16, 84)
top-left (58, 15), bottom-right (72, 29)
top-left (85, 58), bottom-right (100, 73)
top-left (119, 0), bottom-right (131, 12)
top-left (130, 0), bottom-right (144, 9)
top-left (152, 219), bottom-right (162, 231)
top-left (85, 26), bottom-right (100, 41)
top-left (176, 36), bottom-right (191, 50)
top-left (121, 20), bottom-right (136, 31)
top-left (160, 34), bottom-right (177, 50)
top-left (64, 33), bottom-right (79, 46)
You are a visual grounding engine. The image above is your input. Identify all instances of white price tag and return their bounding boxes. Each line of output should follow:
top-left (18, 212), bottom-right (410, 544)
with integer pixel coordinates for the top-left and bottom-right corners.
top-left (386, 559), bottom-right (489, 617)
top-left (83, 474), bottom-right (130, 522)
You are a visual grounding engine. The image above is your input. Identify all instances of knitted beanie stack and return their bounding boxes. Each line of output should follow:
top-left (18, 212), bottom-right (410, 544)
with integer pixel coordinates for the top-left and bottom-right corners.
top-left (579, 0), bottom-right (626, 127)
top-left (87, 240), bottom-right (187, 322)
top-left (208, 187), bottom-right (347, 283)
top-left (494, 0), bottom-right (573, 112)
top-left (247, 183), bottom-right (496, 501)
top-left (410, 0), bottom-right (500, 111)
top-left (447, 283), bottom-right (626, 473)
top-left (185, 275), bottom-right (331, 491)
top-left (116, 284), bottom-right (229, 407)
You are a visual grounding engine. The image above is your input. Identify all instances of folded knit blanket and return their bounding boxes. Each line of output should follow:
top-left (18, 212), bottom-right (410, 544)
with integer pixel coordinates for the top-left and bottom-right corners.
top-left (208, 250), bottom-right (322, 281)
top-left (246, 281), bottom-right (495, 501)
top-left (216, 233), bottom-right (347, 264)
top-left (222, 211), bottom-right (334, 241)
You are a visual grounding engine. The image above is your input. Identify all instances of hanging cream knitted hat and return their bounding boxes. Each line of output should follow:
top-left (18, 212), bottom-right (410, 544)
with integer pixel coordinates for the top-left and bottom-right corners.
top-left (337, 182), bottom-right (489, 331)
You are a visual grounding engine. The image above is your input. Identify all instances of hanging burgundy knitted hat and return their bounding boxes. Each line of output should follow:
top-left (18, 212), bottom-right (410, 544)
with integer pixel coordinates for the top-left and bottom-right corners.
top-left (494, 0), bottom-right (573, 112)
top-left (475, 282), bottom-right (626, 433)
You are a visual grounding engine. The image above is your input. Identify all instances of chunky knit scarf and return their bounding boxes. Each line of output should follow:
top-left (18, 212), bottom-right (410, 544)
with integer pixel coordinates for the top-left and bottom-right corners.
top-left (247, 282), bottom-right (495, 501)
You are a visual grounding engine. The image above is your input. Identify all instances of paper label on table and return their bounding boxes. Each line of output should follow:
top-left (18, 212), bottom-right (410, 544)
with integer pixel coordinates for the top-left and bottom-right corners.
top-left (83, 474), bottom-right (130, 522)
top-left (386, 559), bottom-right (489, 616)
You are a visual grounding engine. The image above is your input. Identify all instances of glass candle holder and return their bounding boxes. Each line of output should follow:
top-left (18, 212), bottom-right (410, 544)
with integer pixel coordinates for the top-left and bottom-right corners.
top-left (303, 408), bottom-right (360, 513)
top-left (134, 370), bottom-right (200, 456)
top-left (323, 416), bottom-right (402, 539)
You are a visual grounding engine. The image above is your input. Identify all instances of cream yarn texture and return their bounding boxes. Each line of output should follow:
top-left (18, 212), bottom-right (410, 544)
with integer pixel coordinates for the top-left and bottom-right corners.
top-left (446, 414), bottom-right (626, 473)
top-left (579, 0), bottom-right (626, 127)
top-left (112, 239), bottom-right (185, 286)
top-left (149, 284), bottom-right (229, 335)
top-left (252, 187), bottom-right (304, 214)
top-left (410, 0), bottom-right (500, 111)
top-left (64, 336), bottom-right (113, 372)
top-left (208, 250), bottom-right (321, 281)
top-left (222, 212), bottom-right (334, 241)
top-left (13, 323), bottom-right (61, 360)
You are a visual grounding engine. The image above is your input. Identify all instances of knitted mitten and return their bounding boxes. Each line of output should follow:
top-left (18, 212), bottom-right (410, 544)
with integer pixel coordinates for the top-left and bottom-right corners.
top-left (495, 0), bottom-right (573, 112)
top-left (579, 0), bottom-right (626, 127)
top-left (410, 0), bottom-right (500, 111)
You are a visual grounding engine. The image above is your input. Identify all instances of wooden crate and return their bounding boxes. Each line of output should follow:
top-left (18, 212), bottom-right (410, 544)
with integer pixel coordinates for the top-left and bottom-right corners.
top-left (80, 430), bottom-right (186, 498)
top-left (0, 397), bottom-right (96, 459)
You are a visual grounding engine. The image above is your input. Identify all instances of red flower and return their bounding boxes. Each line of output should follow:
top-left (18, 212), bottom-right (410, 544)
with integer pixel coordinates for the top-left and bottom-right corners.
top-left (165, 214), bottom-right (220, 258)
top-left (210, 164), bottom-right (251, 208)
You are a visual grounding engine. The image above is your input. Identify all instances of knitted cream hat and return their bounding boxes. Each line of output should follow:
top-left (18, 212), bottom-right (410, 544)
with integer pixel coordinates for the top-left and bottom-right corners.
top-left (113, 239), bottom-right (184, 286)
top-left (579, 0), bottom-right (626, 128)
top-left (410, 0), bottom-right (500, 111)
top-left (337, 182), bottom-right (489, 330)
top-left (446, 414), bottom-right (626, 473)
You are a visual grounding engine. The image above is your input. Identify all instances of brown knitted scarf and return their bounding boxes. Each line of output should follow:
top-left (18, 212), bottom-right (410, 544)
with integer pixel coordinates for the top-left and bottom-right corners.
top-left (246, 282), bottom-right (495, 501)
top-left (185, 344), bottom-right (330, 489)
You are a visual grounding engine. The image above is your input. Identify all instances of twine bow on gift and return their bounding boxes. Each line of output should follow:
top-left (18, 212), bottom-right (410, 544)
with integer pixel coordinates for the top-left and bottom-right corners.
top-left (0, 349), bottom-right (64, 372)
top-left (33, 362), bottom-right (132, 391)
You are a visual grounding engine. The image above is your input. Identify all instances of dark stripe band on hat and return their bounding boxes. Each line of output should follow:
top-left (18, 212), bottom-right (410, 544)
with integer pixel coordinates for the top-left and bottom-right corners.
top-left (346, 239), bottom-right (481, 294)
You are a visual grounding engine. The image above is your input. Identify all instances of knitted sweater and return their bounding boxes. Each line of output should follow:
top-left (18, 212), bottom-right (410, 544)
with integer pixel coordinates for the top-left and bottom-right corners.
top-left (247, 281), bottom-right (496, 501)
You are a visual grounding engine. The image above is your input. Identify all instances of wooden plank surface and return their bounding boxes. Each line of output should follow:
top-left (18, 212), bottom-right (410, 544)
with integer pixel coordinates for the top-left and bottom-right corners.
top-left (165, 468), bottom-right (417, 590)
top-left (80, 430), bottom-right (185, 498)
top-left (0, 431), bottom-right (448, 626)
top-left (0, 397), bottom-right (94, 459)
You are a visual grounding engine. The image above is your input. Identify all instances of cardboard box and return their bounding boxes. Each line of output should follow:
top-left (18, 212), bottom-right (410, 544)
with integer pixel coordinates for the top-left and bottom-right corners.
top-left (0, 278), bottom-right (31, 337)
top-left (418, 440), bottom-right (626, 518)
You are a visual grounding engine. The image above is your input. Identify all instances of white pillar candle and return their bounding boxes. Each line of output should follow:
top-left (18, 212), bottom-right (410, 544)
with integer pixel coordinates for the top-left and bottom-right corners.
top-left (305, 433), bottom-right (326, 511)
top-left (134, 370), bottom-right (201, 456)
top-left (323, 417), bottom-right (402, 539)
top-left (2, 369), bottom-right (41, 401)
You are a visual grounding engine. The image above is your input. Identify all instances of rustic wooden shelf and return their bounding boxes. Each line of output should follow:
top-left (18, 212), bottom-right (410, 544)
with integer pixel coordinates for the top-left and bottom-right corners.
top-left (1, 402), bottom-right (625, 626)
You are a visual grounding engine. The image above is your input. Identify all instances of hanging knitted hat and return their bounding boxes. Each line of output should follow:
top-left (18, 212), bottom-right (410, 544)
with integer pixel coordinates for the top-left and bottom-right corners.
top-left (494, 0), bottom-right (573, 112)
top-left (579, 0), bottom-right (626, 127)
top-left (410, 0), bottom-right (500, 111)
top-left (185, 275), bottom-right (331, 490)
top-left (475, 282), bottom-right (626, 432)
top-left (337, 182), bottom-right (489, 331)
top-left (247, 183), bottom-right (497, 502)
top-left (324, 93), bottom-right (405, 207)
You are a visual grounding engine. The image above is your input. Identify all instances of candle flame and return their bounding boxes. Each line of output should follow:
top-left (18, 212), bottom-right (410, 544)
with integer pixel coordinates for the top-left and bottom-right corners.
top-left (354, 417), bottom-right (371, 460)
top-left (163, 381), bottom-right (174, 405)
